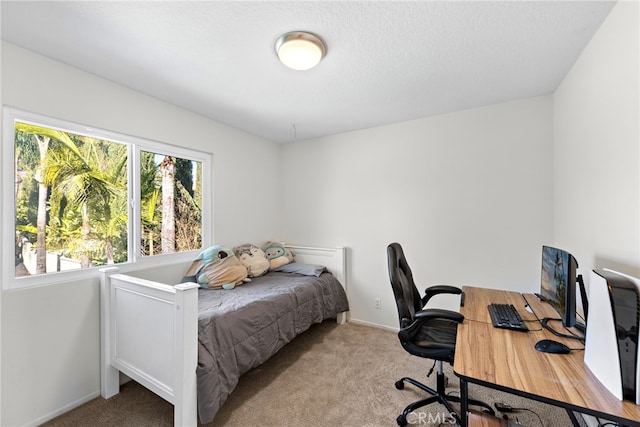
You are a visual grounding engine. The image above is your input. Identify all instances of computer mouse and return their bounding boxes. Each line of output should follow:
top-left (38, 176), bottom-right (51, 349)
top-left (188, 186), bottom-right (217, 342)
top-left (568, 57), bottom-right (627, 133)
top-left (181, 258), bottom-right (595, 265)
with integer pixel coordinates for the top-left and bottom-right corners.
top-left (534, 339), bottom-right (571, 354)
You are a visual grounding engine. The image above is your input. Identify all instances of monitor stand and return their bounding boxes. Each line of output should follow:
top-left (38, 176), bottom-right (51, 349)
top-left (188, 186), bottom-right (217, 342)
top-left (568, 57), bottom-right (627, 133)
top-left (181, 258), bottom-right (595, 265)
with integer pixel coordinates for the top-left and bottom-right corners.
top-left (541, 273), bottom-right (587, 338)
top-left (577, 273), bottom-right (588, 332)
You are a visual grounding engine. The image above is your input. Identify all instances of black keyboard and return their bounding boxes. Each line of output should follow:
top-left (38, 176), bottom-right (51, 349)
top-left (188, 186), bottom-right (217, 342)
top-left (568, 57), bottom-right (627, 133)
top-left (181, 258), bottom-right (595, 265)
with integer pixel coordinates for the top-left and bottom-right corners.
top-left (487, 303), bottom-right (528, 332)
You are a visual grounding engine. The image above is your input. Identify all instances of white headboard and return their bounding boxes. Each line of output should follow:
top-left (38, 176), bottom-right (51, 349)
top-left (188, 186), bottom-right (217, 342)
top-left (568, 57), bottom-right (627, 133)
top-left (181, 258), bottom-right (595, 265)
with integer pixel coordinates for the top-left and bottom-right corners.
top-left (285, 245), bottom-right (347, 291)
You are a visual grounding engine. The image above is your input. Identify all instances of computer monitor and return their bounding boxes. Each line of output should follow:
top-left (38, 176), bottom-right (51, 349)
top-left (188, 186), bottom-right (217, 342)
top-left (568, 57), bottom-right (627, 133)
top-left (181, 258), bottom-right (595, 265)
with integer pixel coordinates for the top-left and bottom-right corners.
top-left (539, 245), bottom-right (586, 335)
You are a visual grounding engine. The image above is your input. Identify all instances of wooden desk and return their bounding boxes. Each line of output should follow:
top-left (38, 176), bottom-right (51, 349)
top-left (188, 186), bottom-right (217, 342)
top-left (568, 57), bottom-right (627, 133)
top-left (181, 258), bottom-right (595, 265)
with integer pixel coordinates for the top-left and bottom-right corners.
top-left (454, 286), bottom-right (640, 427)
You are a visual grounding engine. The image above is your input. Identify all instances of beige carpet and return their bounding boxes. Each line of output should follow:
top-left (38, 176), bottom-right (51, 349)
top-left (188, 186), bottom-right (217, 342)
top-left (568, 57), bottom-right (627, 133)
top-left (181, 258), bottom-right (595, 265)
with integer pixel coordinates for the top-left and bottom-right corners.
top-left (43, 320), bottom-right (572, 426)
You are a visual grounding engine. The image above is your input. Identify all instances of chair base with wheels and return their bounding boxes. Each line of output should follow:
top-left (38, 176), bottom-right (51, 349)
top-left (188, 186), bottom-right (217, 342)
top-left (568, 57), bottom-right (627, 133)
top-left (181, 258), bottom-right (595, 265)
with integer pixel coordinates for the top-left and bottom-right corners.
top-left (394, 360), bottom-right (494, 426)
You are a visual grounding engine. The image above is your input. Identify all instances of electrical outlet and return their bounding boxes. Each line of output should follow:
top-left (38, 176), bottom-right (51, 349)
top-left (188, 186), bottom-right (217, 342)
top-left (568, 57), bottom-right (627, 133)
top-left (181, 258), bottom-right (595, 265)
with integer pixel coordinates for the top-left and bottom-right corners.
top-left (375, 298), bottom-right (382, 309)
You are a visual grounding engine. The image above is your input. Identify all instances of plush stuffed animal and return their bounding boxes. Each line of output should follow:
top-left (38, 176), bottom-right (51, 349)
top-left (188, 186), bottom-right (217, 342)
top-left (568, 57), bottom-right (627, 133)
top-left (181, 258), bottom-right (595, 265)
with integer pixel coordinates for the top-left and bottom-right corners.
top-left (233, 243), bottom-right (270, 277)
top-left (182, 245), bottom-right (249, 289)
top-left (262, 241), bottom-right (294, 270)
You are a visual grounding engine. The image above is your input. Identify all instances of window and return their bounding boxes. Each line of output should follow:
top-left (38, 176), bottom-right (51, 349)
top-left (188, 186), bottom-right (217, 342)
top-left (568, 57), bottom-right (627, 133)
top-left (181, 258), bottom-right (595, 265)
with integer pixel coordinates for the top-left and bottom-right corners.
top-left (3, 108), bottom-right (211, 287)
top-left (139, 150), bottom-right (203, 256)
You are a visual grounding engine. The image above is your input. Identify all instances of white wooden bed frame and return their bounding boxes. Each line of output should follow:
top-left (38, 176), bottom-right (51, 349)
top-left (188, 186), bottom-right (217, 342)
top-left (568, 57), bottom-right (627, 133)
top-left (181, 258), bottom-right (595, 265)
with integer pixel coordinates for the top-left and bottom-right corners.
top-left (100, 245), bottom-right (348, 426)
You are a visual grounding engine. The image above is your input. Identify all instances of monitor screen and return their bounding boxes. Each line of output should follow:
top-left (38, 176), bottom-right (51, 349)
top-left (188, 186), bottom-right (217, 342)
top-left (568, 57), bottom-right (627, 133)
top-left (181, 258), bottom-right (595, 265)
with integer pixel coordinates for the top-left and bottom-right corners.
top-left (540, 245), bottom-right (578, 328)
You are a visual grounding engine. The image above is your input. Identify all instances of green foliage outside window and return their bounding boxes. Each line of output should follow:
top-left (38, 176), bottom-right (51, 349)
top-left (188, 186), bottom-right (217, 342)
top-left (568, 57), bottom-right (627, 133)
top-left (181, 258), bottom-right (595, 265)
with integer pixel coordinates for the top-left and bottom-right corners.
top-left (14, 122), bottom-right (202, 277)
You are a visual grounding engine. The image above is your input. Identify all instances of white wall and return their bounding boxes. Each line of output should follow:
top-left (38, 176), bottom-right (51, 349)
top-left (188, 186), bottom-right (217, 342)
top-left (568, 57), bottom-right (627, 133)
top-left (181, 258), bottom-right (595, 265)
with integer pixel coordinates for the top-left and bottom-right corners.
top-left (0, 42), bottom-right (281, 426)
top-left (281, 96), bottom-right (554, 328)
top-left (0, 38), bottom-right (4, 427)
top-left (554, 0), bottom-right (639, 282)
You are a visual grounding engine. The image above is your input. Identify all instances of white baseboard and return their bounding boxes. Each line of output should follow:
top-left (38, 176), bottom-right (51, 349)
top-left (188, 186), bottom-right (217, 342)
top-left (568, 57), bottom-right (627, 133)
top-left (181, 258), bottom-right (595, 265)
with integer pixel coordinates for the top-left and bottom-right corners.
top-left (347, 317), bottom-right (398, 332)
top-left (24, 390), bottom-right (100, 427)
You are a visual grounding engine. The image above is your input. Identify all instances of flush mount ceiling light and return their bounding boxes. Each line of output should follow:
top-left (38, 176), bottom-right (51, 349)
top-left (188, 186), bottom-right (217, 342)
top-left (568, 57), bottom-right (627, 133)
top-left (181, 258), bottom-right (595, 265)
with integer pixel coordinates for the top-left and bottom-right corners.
top-left (275, 31), bottom-right (326, 71)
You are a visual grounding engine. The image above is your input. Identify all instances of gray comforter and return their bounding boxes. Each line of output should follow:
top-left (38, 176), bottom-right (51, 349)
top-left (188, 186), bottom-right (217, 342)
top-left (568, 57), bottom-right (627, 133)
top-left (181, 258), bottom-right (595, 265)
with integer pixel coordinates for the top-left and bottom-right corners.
top-left (196, 271), bottom-right (349, 423)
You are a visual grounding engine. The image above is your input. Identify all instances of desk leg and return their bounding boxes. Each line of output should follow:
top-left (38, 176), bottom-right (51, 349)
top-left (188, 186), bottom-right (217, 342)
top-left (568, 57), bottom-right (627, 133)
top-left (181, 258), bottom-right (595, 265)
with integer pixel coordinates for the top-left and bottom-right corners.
top-left (566, 409), bottom-right (581, 427)
top-left (459, 378), bottom-right (469, 427)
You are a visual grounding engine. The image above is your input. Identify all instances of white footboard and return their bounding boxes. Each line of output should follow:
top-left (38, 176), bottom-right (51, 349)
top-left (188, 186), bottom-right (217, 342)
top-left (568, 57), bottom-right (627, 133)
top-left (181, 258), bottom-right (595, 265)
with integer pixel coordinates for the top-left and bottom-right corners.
top-left (100, 267), bottom-right (199, 427)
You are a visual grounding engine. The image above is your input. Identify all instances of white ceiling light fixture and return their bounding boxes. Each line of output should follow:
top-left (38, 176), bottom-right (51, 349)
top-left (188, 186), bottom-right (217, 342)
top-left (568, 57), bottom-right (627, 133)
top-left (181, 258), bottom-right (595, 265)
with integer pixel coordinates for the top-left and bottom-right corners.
top-left (275, 31), bottom-right (326, 71)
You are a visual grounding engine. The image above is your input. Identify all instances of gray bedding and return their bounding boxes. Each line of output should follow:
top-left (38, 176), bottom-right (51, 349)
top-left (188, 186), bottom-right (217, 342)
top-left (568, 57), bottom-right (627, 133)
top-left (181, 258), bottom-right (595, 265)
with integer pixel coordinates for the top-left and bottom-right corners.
top-left (196, 271), bottom-right (349, 423)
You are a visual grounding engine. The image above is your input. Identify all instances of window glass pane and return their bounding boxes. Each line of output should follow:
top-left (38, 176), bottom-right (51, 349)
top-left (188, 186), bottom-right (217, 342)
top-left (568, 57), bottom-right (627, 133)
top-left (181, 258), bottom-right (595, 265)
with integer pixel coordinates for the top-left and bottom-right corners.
top-left (14, 121), bottom-right (128, 277)
top-left (140, 151), bottom-right (202, 256)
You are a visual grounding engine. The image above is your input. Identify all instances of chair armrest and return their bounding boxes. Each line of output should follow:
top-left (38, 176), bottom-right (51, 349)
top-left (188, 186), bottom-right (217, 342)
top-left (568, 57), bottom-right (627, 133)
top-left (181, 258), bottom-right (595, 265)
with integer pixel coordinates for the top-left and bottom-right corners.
top-left (399, 308), bottom-right (464, 342)
top-left (415, 308), bottom-right (464, 323)
top-left (422, 285), bottom-right (462, 306)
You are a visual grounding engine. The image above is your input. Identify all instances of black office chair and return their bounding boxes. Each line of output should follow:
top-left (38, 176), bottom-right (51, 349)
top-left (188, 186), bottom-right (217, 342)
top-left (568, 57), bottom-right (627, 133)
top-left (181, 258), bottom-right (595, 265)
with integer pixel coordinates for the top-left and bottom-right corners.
top-left (387, 242), bottom-right (494, 426)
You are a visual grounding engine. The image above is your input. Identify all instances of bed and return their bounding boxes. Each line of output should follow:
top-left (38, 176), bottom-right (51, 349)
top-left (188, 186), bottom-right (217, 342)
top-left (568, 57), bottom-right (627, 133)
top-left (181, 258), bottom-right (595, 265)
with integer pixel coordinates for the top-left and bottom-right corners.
top-left (99, 245), bottom-right (349, 426)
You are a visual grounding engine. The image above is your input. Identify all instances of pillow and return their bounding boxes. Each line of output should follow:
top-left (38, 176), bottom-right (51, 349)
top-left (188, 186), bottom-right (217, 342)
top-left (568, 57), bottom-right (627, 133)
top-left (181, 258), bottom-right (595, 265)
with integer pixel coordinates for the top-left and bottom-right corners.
top-left (262, 241), bottom-right (294, 270)
top-left (274, 262), bottom-right (327, 277)
top-left (182, 245), bottom-right (249, 289)
top-left (233, 243), bottom-right (270, 277)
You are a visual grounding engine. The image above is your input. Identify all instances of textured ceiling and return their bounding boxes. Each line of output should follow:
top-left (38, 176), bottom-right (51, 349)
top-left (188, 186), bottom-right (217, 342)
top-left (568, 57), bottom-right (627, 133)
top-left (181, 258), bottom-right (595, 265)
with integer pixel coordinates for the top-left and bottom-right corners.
top-left (1, 1), bottom-right (616, 143)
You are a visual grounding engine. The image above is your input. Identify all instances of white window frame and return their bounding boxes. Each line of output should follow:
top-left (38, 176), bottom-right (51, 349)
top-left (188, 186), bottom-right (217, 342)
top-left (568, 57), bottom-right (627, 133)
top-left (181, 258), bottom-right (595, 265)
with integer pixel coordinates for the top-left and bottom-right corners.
top-left (2, 107), bottom-right (212, 290)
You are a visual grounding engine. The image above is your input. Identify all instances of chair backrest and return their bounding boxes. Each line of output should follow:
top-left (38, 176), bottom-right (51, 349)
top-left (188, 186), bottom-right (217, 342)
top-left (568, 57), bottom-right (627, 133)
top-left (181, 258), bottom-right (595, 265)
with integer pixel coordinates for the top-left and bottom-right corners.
top-left (387, 242), bottom-right (423, 328)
